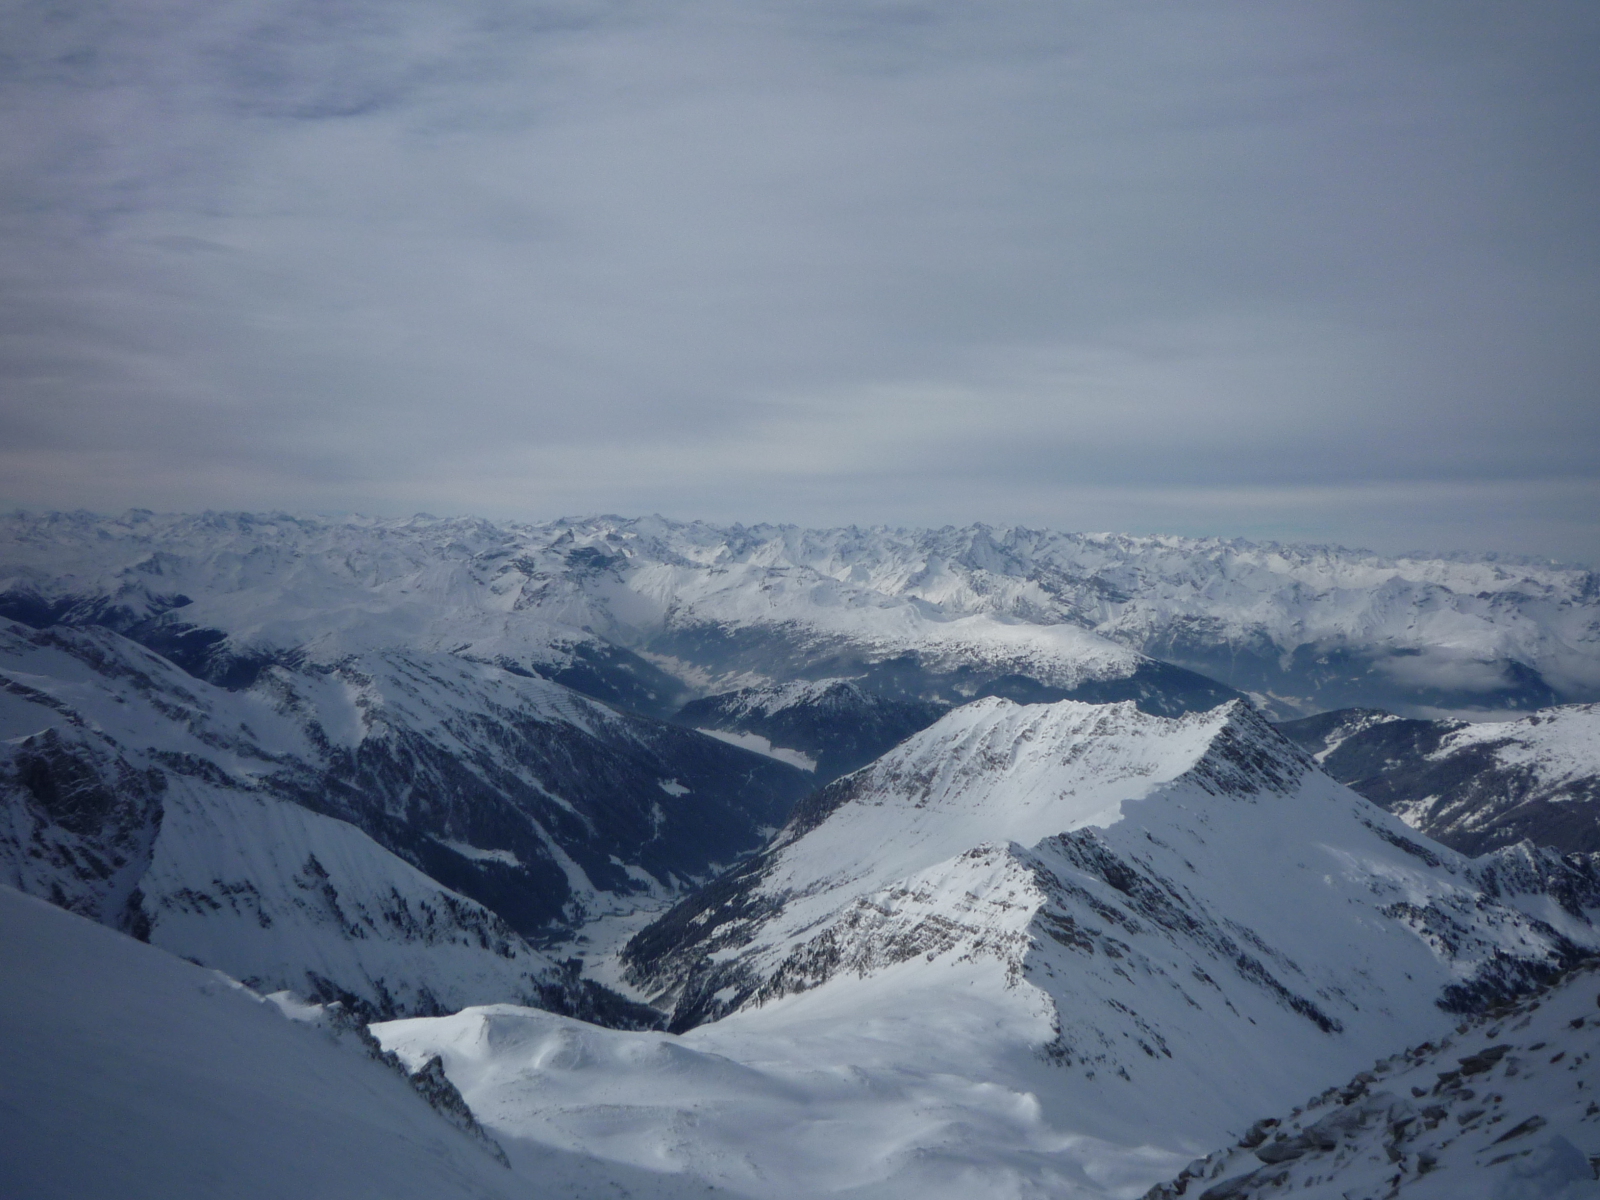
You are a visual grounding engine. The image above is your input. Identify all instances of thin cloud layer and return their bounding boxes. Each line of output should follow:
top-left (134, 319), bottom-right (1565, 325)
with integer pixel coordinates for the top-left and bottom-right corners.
top-left (2, 1), bottom-right (1597, 559)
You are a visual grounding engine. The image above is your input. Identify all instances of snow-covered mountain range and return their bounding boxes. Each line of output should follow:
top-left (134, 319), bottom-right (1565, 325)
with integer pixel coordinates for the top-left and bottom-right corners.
top-left (0, 617), bottom-right (803, 1017)
top-left (9, 510), bottom-right (1595, 723)
top-left (625, 699), bottom-right (1597, 1032)
top-left (5, 508), bottom-right (1600, 1198)
top-left (0, 510), bottom-right (1249, 718)
top-left (1279, 703), bottom-right (1600, 856)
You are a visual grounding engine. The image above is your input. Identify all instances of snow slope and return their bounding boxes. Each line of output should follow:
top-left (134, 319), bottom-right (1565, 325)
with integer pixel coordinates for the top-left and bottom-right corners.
top-left (0, 884), bottom-right (520, 1200)
top-left (1143, 961), bottom-right (1600, 1199)
top-left (377, 986), bottom-right (1195, 1200)
top-left (0, 884), bottom-right (753, 1200)
top-left (626, 700), bottom-right (1599, 1032)
top-left (1279, 703), bottom-right (1600, 855)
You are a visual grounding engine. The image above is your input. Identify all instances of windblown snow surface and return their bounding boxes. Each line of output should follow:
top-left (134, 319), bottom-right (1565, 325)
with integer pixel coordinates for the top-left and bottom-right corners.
top-left (376, 700), bottom-right (1600, 1200)
top-left (0, 884), bottom-right (520, 1200)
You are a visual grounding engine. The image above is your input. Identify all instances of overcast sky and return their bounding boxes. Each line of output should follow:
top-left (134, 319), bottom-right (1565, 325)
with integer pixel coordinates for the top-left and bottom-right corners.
top-left (2, 1), bottom-right (1597, 560)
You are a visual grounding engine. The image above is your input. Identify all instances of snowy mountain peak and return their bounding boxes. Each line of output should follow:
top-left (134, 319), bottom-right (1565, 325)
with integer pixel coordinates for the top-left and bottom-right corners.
top-left (625, 692), bottom-right (1597, 1107)
top-left (780, 696), bottom-right (1307, 859)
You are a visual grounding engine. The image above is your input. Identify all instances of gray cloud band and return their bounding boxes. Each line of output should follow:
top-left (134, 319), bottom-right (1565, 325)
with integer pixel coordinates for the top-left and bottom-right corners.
top-left (1, 0), bottom-right (1596, 560)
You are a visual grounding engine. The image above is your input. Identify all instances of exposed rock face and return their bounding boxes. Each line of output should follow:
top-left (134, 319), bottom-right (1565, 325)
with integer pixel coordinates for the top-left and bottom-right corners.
top-left (4, 722), bottom-right (564, 1019)
top-left (1, 724), bottom-right (164, 936)
top-left (1143, 962), bottom-right (1600, 1200)
top-left (1278, 704), bottom-right (1600, 855)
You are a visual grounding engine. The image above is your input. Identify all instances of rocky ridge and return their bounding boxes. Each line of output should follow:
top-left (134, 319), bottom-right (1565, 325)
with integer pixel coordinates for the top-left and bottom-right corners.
top-left (625, 698), bottom-right (1600, 1079)
top-left (1145, 961), bottom-right (1600, 1199)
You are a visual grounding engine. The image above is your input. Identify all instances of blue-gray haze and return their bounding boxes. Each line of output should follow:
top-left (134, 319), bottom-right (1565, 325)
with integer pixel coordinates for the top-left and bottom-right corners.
top-left (1, 1), bottom-right (1596, 560)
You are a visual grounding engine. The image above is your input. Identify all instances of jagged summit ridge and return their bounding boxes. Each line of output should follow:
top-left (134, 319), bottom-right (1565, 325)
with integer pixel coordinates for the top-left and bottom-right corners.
top-left (625, 694), bottom-right (1599, 1101)
top-left (777, 697), bottom-right (1308, 857)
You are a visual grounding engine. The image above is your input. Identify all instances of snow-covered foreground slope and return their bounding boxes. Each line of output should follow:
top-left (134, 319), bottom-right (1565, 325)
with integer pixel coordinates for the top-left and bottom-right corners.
top-left (377, 984), bottom-right (1193, 1200)
top-left (371, 701), bottom-right (1600, 1199)
top-left (1279, 703), bottom-right (1600, 855)
top-left (1144, 962), bottom-right (1600, 1199)
top-left (0, 619), bottom-right (801, 1016)
top-left (0, 884), bottom-right (750, 1200)
top-left (0, 884), bottom-right (520, 1200)
top-left (6, 510), bottom-right (1594, 716)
